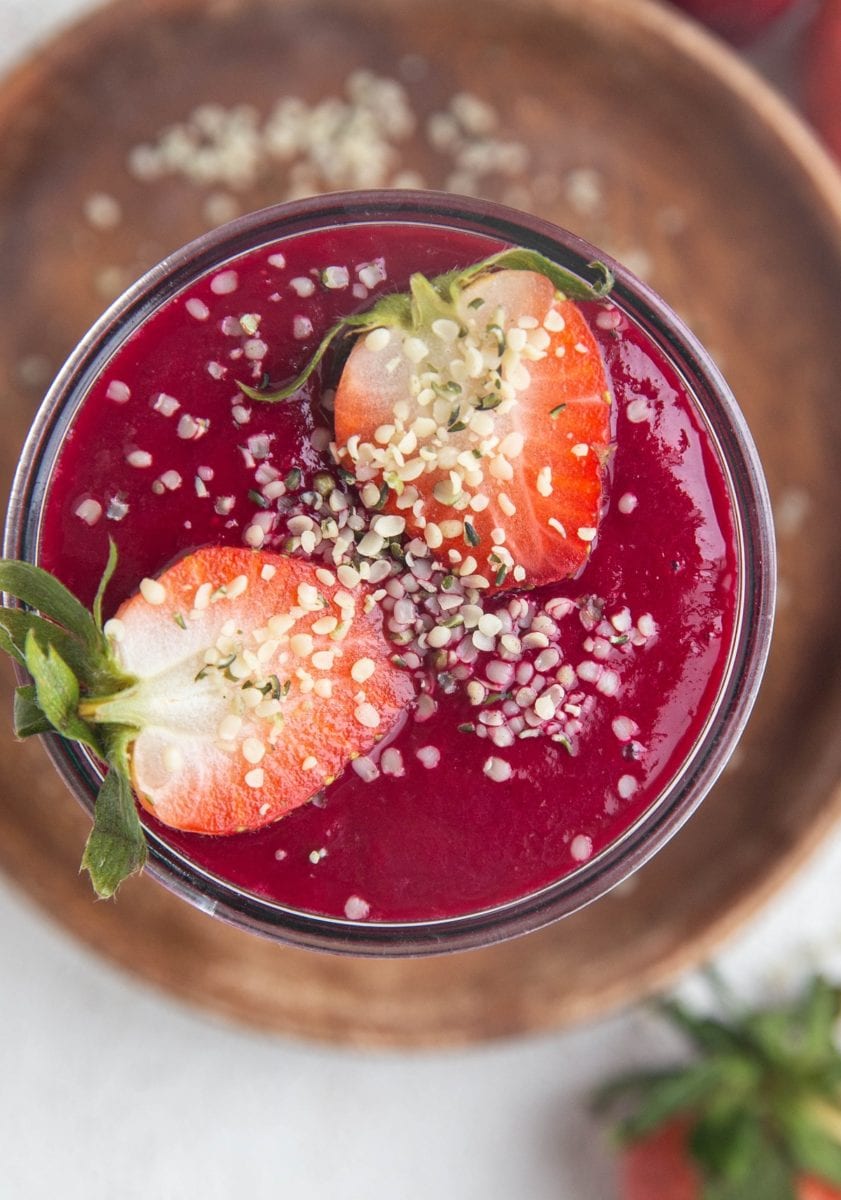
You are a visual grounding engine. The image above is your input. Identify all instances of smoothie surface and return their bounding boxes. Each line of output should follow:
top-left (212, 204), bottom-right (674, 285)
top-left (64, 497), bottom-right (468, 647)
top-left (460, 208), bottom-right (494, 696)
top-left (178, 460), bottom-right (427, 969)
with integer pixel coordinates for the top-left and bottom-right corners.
top-left (38, 221), bottom-right (738, 921)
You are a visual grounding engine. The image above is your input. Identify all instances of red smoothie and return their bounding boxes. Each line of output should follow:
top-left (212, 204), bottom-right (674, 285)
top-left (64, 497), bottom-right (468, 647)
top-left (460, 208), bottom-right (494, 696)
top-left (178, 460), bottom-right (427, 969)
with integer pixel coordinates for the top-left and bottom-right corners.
top-left (35, 220), bottom-right (738, 924)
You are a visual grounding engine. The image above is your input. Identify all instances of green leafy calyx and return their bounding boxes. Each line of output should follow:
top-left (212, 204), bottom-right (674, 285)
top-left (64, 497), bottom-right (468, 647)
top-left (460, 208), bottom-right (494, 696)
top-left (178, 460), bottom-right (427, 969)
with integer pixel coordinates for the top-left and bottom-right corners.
top-left (595, 975), bottom-right (841, 1199)
top-left (238, 247), bottom-right (614, 404)
top-left (0, 545), bottom-right (146, 897)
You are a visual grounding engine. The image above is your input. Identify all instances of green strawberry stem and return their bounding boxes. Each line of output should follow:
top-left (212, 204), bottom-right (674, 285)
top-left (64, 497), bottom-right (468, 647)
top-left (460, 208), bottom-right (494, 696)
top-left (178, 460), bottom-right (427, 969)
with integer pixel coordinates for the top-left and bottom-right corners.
top-left (0, 545), bottom-right (147, 898)
top-left (238, 247), bottom-right (614, 404)
top-left (595, 975), bottom-right (841, 1198)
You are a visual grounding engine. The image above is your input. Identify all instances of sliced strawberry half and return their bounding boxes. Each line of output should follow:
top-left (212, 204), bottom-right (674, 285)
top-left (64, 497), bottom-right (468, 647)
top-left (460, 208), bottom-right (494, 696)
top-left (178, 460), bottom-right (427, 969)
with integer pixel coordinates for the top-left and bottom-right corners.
top-left (91, 546), bottom-right (415, 834)
top-left (332, 268), bottom-right (612, 592)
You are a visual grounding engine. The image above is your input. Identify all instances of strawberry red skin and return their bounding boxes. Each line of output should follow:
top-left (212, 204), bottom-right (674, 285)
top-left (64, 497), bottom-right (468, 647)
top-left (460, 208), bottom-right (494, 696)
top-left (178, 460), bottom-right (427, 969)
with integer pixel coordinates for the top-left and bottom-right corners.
top-left (665, 0), bottom-right (804, 44)
top-left (621, 1121), bottom-right (841, 1200)
top-left (804, 0), bottom-right (841, 163)
top-left (800, 1177), bottom-right (841, 1200)
top-left (622, 1121), bottom-right (702, 1200)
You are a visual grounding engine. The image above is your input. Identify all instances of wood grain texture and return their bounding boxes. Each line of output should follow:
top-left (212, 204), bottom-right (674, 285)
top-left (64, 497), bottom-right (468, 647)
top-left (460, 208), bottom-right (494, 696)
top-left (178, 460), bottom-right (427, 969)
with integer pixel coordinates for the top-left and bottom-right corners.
top-left (1, 0), bottom-right (840, 1047)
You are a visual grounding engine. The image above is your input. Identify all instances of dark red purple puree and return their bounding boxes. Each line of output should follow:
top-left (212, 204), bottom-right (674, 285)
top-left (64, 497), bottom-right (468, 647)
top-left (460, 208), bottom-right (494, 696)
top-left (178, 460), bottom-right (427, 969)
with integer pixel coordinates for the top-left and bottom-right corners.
top-left (38, 222), bottom-right (737, 922)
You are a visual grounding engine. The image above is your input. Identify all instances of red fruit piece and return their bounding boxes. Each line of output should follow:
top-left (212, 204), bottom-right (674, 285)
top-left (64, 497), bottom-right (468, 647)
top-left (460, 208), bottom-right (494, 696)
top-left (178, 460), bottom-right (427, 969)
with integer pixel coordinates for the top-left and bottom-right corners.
top-left (333, 269), bottom-right (611, 593)
top-left (799, 1177), bottom-right (841, 1200)
top-left (96, 546), bottom-right (414, 834)
top-left (601, 978), bottom-right (841, 1200)
top-left (622, 1120), bottom-right (702, 1200)
top-left (666, 0), bottom-right (803, 45)
top-left (805, 0), bottom-right (841, 163)
top-left (621, 1125), bottom-right (841, 1200)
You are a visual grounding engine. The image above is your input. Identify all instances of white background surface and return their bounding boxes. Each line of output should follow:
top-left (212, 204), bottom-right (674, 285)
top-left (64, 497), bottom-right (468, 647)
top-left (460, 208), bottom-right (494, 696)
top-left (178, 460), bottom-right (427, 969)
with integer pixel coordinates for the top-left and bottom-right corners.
top-left (1, 2), bottom-right (839, 1197)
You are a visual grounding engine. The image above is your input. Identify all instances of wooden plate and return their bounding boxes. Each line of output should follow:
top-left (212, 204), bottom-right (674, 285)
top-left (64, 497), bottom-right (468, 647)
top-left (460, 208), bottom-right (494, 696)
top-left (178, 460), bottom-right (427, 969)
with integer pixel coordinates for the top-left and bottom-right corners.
top-left (1, 0), bottom-right (840, 1048)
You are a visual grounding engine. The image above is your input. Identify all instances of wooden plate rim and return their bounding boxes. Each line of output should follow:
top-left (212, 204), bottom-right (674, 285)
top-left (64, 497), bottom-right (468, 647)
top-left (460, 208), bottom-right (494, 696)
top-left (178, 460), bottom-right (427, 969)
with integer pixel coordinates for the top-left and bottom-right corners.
top-left (0, 0), bottom-right (840, 1046)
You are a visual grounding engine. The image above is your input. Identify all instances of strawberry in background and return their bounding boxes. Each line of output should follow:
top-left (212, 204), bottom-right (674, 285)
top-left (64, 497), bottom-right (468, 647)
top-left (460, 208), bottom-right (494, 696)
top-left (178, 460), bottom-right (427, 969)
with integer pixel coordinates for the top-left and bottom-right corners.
top-left (665, 0), bottom-right (806, 44)
top-left (804, 0), bottom-right (841, 162)
top-left (597, 976), bottom-right (841, 1199)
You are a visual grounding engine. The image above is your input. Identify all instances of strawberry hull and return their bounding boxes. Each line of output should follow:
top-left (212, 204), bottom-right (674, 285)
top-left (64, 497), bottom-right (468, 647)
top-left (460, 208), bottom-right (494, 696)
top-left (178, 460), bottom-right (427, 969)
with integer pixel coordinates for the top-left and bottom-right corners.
top-left (6, 194), bottom-right (774, 951)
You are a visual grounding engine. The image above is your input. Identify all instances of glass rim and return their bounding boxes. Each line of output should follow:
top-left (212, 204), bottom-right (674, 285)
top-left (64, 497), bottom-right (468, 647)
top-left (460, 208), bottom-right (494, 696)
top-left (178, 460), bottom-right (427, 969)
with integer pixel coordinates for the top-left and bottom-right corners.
top-left (3, 189), bottom-right (776, 956)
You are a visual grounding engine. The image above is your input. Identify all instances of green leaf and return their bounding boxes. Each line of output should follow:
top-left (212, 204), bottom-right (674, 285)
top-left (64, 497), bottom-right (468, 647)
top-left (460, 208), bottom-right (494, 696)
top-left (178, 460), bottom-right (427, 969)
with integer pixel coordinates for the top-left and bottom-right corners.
top-left (800, 977), bottom-right (841, 1061)
top-left (743, 1008), bottom-right (799, 1065)
top-left (599, 976), bottom-right (841, 1200)
top-left (239, 318), bottom-right (349, 403)
top-left (92, 537), bottom-right (118, 633)
top-left (448, 247), bottom-right (615, 301)
top-left (13, 684), bottom-right (52, 737)
top-left (732, 978), bottom-right (841, 1080)
top-left (409, 271), bottom-right (455, 328)
top-left (786, 1109), bottom-right (841, 1186)
top-left (81, 759), bottom-right (146, 898)
top-left (657, 998), bottom-right (751, 1058)
top-left (239, 245), bottom-right (614, 406)
top-left (24, 631), bottom-right (101, 753)
top-left (612, 1063), bottom-right (727, 1141)
top-left (0, 609), bottom-right (26, 666)
top-left (689, 1107), bottom-right (762, 1183)
top-left (239, 290), bottom-right (414, 405)
top-left (0, 559), bottom-right (100, 648)
top-left (0, 606), bottom-right (92, 678)
top-left (702, 1141), bottom-right (795, 1200)
top-left (354, 290), bottom-right (413, 332)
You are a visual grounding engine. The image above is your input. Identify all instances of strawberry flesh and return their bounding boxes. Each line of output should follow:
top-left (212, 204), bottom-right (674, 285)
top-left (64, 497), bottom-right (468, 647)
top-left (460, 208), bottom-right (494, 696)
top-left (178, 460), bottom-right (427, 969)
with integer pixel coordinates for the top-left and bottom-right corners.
top-left (98, 546), bottom-right (414, 835)
top-left (333, 269), bottom-right (611, 593)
